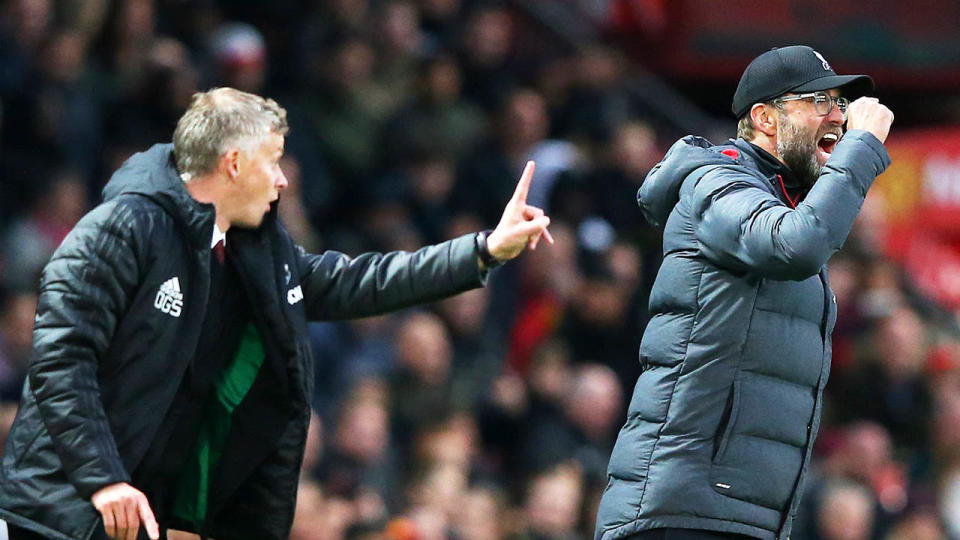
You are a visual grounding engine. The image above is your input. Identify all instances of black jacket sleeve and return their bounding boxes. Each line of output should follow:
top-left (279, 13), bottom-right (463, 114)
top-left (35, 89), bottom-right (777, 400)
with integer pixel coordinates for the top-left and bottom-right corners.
top-left (297, 233), bottom-right (486, 321)
top-left (28, 199), bottom-right (143, 499)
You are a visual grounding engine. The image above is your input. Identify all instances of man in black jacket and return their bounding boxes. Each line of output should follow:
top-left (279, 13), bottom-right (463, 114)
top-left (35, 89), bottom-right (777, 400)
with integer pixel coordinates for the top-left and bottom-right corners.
top-left (0, 87), bottom-right (552, 540)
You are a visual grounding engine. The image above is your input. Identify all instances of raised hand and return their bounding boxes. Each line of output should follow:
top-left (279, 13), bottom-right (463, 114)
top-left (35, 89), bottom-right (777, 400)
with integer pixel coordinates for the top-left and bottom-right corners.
top-left (91, 482), bottom-right (160, 540)
top-left (846, 97), bottom-right (894, 143)
top-left (486, 161), bottom-right (554, 263)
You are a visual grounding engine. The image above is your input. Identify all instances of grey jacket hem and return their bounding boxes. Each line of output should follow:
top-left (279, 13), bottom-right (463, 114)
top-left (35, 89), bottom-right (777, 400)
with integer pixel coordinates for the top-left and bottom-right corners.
top-left (598, 515), bottom-right (775, 540)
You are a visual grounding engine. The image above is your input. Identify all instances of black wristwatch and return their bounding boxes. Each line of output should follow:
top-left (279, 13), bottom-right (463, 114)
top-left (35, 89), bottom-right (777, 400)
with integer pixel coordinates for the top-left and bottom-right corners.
top-left (475, 229), bottom-right (505, 269)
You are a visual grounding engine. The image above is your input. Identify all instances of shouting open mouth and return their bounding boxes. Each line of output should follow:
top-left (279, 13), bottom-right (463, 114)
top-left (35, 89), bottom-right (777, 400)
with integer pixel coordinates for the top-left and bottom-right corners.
top-left (816, 131), bottom-right (841, 163)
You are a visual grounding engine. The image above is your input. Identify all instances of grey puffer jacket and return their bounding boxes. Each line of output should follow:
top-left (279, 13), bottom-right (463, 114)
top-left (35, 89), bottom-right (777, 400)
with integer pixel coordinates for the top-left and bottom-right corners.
top-left (595, 131), bottom-right (890, 540)
top-left (0, 144), bottom-right (486, 540)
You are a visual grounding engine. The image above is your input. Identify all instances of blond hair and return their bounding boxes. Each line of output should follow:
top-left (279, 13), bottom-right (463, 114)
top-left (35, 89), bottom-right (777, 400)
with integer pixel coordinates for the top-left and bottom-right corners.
top-left (173, 87), bottom-right (288, 180)
top-left (736, 113), bottom-right (755, 140)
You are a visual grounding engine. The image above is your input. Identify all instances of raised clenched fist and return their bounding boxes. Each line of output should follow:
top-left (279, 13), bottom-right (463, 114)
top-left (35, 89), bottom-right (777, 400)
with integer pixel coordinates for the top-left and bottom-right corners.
top-left (846, 96), bottom-right (894, 144)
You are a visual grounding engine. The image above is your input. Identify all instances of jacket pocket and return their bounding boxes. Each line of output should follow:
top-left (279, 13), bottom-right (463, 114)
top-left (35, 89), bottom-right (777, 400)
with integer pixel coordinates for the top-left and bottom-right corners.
top-left (708, 374), bottom-right (808, 511)
top-left (712, 379), bottom-right (741, 463)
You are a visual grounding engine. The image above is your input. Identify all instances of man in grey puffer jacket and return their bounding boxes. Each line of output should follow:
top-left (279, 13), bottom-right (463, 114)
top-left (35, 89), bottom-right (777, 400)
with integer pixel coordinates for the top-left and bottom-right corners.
top-left (595, 46), bottom-right (894, 540)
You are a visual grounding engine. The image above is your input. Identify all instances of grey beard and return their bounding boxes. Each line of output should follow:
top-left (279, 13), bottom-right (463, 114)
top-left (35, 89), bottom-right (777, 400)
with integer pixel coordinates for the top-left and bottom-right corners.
top-left (777, 117), bottom-right (822, 188)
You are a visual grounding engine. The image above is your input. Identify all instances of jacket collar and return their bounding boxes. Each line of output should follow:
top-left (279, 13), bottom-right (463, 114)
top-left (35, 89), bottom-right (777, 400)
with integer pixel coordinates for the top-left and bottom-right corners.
top-left (732, 138), bottom-right (808, 202)
top-left (102, 144), bottom-right (215, 249)
top-left (102, 144), bottom-right (282, 249)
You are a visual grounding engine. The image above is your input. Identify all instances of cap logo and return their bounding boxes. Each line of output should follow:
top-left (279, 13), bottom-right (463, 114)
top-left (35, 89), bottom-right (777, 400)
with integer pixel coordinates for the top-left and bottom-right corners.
top-left (812, 50), bottom-right (831, 71)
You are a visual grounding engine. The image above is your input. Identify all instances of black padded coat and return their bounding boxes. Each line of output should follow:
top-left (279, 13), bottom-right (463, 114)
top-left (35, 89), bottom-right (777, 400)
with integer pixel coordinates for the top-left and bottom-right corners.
top-left (0, 144), bottom-right (486, 539)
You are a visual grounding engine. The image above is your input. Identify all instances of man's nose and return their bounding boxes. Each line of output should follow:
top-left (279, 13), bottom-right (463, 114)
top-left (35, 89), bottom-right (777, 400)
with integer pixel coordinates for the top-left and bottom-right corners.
top-left (827, 102), bottom-right (845, 124)
top-left (276, 171), bottom-right (289, 190)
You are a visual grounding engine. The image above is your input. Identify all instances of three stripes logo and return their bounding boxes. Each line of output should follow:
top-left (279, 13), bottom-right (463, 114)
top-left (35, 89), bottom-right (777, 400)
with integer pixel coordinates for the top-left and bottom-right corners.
top-left (154, 277), bottom-right (184, 317)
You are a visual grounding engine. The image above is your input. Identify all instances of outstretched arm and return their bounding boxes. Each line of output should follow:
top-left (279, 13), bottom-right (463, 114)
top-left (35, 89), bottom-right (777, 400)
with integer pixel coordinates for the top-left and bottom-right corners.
top-left (299, 161), bottom-right (553, 320)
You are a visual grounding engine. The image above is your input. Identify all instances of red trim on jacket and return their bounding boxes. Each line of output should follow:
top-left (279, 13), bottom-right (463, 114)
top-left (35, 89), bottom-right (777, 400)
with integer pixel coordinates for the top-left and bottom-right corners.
top-left (777, 174), bottom-right (799, 209)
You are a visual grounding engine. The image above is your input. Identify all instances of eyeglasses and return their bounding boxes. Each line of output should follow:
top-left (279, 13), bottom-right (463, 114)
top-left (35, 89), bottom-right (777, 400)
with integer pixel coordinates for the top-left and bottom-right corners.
top-left (773, 91), bottom-right (849, 119)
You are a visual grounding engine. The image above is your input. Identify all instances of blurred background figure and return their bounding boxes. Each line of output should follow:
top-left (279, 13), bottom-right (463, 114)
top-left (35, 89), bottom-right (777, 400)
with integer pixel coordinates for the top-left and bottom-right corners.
top-left (457, 2), bottom-right (516, 111)
top-left (454, 88), bottom-right (556, 226)
top-left (0, 288), bottom-right (36, 401)
top-left (517, 461), bottom-right (584, 540)
top-left (208, 22), bottom-right (266, 93)
top-left (316, 391), bottom-right (395, 519)
top-left (454, 485), bottom-right (505, 540)
top-left (816, 480), bottom-right (876, 540)
top-left (521, 363), bottom-right (622, 482)
top-left (390, 312), bottom-right (455, 447)
top-left (2, 167), bottom-right (87, 291)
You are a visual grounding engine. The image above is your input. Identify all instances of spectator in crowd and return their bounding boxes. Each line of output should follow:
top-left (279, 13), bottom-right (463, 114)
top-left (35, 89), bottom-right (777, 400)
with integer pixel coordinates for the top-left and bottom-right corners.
top-left (418, 0), bottom-right (462, 52)
top-left (390, 312), bottom-right (456, 447)
top-left (381, 54), bottom-right (486, 169)
top-left (438, 287), bottom-right (504, 408)
top-left (838, 307), bottom-right (933, 450)
top-left (371, 0), bottom-right (424, 113)
top-left (2, 168), bottom-right (87, 291)
top-left (276, 153), bottom-right (321, 252)
top-left (455, 88), bottom-right (556, 225)
top-left (100, 36), bottom-right (199, 171)
top-left (553, 46), bottom-right (633, 148)
top-left (522, 363), bottom-right (622, 482)
top-left (457, 2), bottom-right (517, 111)
top-left (93, 0), bottom-right (157, 96)
top-left (549, 120), bottom-right (661, 243)
top-left (317, 394), bottom-right (396, 518)
top-left (454, 485), bottom-right (506, 540)
top-left (0, 0), bottom-right (53, 97)
top-left (7, 27), bottom-right (103, 179)
top-left (0, 289), bottom-right (37, 402)
top-left (517, 461), bottom-right (584, 540)
top-left (308, 316), bottom-right (398, 419)
top-left (885, 504), bottom-right (945, 540)
top-left (815, 480), bottom-right (876, 540)
top-left (792, 422), bottom-right (903, 540)
top-left (208, 22), bottom-right (267, 94)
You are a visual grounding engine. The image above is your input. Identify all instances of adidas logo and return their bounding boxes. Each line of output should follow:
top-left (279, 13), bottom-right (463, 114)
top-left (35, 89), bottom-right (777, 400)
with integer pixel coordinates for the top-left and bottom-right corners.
top-left (287, 285), bottom-right (303, 305)
top-left (154, 277), bottom-right (184, 317)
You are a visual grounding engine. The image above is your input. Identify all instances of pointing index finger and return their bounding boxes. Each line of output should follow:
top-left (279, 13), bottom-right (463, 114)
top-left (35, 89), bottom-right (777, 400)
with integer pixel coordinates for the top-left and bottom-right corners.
top-left (139, 496), bottom-right (160, 540)
top-left (512, 161), bottom-right (535, 203)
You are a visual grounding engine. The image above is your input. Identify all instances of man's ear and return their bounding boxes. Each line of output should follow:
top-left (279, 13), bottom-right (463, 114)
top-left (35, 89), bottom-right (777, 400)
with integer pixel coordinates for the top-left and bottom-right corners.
top-left (751, 103), bottom-right (778, 137)
top-left (223, 149), bottom-right (241, 180)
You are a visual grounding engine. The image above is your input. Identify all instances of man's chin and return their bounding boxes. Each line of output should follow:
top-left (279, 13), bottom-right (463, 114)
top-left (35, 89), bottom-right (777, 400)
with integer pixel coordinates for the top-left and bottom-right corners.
top-left (235, 214), bottom-right (267, 229)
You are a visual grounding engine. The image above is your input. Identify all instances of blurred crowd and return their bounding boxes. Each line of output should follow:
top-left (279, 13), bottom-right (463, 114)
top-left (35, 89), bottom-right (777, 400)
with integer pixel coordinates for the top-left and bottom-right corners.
top-left (1, 1), bottom-right (960, 539)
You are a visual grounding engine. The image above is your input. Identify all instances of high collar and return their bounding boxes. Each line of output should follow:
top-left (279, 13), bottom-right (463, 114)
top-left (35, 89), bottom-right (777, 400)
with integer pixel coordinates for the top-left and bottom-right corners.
top-left (102, 144), bottom-right (279, 248)
top-left (733, 139), bottom-right (805, 192)
top-left (101, 144), bottom-right (215, 249)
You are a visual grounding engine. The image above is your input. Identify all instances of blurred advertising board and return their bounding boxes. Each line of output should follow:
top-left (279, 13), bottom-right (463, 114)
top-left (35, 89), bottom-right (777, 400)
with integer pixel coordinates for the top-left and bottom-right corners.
top-left (875, 128), bottom-right (960, 308)
top-left (608, 0), bottom-right (960, 90)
